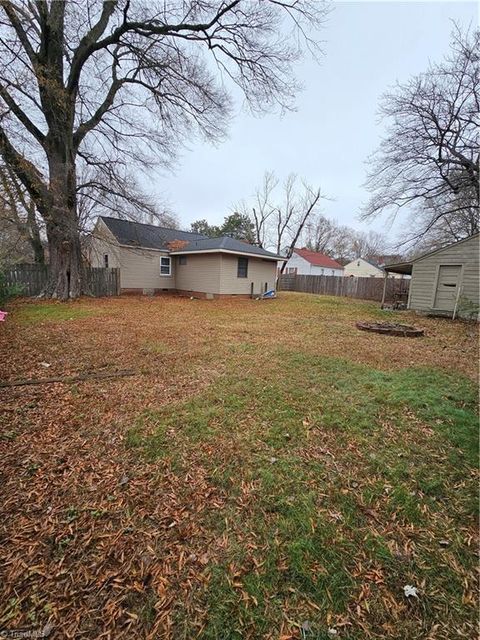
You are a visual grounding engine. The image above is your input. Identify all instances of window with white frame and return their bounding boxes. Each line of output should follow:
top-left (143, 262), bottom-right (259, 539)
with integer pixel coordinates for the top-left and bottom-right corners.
top-left (160, 256), bottom-right (171, 276)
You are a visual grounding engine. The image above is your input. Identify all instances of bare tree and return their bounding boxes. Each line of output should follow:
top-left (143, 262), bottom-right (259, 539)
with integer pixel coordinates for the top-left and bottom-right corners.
top-left (77, 164), bottom-right (177, 231)
top-left (279, 182), bottom-right (322, 273)
top-left (363, 26), bottom-right (479, 245)
top-left (349, 229), bottom-right (387, 261)
top-left (0, 0), bottom-right (327, 299)
top-left (235, 171), bottom-right (323, 268)
top-left (235, 171), bottom-right (278, 247)
top-left (303, 215), bottom-right (389, 263)
top-left (304, 214), bottom-right (342, 253)
top-left (0, 165), bottom-right (45, 263)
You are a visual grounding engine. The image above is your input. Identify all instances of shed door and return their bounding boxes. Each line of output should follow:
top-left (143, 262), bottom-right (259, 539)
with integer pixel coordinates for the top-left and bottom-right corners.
top-left (433, 265), bottom-right (461, 311)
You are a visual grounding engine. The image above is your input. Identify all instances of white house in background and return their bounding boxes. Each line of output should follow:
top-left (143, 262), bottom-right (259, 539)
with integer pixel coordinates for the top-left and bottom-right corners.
top-left (283, 248), bottom-right (344, 276)
top-left (344, 258), bottom-right (407, 279)
top-left (344, 258), bottom-right (384, 278)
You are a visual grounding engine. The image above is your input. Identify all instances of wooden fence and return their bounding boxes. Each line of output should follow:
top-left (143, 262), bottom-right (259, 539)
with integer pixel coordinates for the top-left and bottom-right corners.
top-left (3, 264), bottom-right (120, 297)
top-left (278, 273), bottom-right (409, 303)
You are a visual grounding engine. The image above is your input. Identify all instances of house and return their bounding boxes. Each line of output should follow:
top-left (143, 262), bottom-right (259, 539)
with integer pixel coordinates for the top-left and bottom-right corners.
top-left (344, 258), bottom-right (384, 278)
top-left (88, 216), bottom-right (283, 298)
top-left (344, 257), bottom-right (406, 279)
top-left (383, 233), bottom-right (479, 319)
top-left (283, 248), bottom-right (344, 276)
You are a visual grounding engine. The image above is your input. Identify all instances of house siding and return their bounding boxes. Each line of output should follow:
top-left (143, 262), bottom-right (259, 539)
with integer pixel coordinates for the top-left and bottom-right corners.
top-left (409, 234), bottom-right (479, 316)
top-left (219, 254), bottom-right (277, 295)
top-left (118, 246), bottom-right (175, 291)
top-left (344, 258), bottom-right (406, 279)
top-left (88, 220), bottom-right (121, 268)
top-left (175, 253), bottom-right (221, 294)
top-left (344, 259), bottom-right (384, 278)
top-left (284, 252), bottom-right (343, 276)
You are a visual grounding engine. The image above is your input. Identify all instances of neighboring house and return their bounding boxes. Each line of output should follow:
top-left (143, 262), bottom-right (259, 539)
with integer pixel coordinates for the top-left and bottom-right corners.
top-left (344, 257), bottom-right (406, 279)
top-left (88, 216), bottom-right (283, 297)
top-left (384, 233), bottom-right (479, 318)
top-left (283, 248), bottom-right (344, 276)
top-left (344, 258), bottom-right (384, 278)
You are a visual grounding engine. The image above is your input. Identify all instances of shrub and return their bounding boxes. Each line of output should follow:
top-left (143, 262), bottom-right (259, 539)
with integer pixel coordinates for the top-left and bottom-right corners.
top-left (456, 295), bottom-right (479, 321)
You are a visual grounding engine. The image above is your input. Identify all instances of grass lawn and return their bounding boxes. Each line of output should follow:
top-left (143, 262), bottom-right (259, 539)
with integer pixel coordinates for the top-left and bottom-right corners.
top-left (0, 293), bottom-right (478, 639)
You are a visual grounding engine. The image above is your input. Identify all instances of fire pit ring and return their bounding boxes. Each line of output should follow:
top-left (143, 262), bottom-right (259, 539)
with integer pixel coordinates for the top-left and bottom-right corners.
top-left (356, 321), bottom-right (425, 338)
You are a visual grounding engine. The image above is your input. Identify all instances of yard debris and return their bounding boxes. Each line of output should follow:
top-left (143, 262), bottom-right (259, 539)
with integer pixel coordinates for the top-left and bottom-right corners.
top-left (403, 585), bottom-right (419, 599)
top-left (0, 295), bottom-right (477, 639)
top-left (0, 369), bottom-right (136, 388)
top-left (118, 474), bottom-right (130, 486)
top-left (327, 629), bottom-right (338, 637)
top-left (301, 620), bottom-right (311, 634)
top-left (438, 539), bottom-right (450, 547)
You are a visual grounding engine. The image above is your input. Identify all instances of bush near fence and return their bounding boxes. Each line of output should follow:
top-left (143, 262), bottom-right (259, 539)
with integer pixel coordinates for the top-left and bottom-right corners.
top-left (2, 264), bottom-right (120, 298)
top-left (278, 273), bottom-right (409, 303)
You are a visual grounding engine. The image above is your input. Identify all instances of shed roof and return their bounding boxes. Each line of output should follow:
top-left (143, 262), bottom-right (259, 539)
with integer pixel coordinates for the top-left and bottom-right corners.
top-left (293, 248), bottom-right (344, 269)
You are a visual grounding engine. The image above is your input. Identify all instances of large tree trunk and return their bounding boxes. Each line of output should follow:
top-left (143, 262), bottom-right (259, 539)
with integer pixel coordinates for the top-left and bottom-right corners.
top-left (45, 216), bottom-right (83, 299)
top-left (44, 151), bottom-right (83, 300)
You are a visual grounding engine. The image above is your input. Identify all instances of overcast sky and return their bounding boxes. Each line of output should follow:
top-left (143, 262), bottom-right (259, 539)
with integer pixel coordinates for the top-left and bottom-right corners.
top-left (147, 1), bottom-right (477, 241)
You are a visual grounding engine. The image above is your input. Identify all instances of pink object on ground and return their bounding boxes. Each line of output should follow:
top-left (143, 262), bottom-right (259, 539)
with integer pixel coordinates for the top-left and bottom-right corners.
top-left (0, 311), bottom-right (8, 321)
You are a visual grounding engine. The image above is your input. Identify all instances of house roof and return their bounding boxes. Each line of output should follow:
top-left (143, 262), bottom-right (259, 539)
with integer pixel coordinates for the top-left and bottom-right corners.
top-left (170, 236), bottom-right (284, 261)
top-left (99, 216), bottom-right (283, 260)
top-left (99, 216), bottom-right (208, 250)
top-left (294, 248), bottom-right (344, 270)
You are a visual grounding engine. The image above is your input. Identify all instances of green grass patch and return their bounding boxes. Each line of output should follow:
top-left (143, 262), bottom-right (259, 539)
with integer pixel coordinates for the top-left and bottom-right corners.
top-left (17, 302), bottom-right (94, 324)
top-left (127, 349), bottom-right (478, 638)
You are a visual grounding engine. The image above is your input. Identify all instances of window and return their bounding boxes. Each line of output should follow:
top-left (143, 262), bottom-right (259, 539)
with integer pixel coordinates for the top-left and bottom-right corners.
top-left (179, 256), bottom-right (187, 265)
top-left (237, 257), bottom-right (248, 278)
top-left (104, 254), bottom-right (109, 268)
top-left (160, 256), bottom-right (171, 276)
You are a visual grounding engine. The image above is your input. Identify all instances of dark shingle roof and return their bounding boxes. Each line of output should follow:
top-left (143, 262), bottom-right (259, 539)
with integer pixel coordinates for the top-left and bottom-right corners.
top-left (100, 216), bottom-right (283, 260)
top-left (100, 216), bottom-right (207, 250)
top-left (169, 236), bottom-right (283, 260)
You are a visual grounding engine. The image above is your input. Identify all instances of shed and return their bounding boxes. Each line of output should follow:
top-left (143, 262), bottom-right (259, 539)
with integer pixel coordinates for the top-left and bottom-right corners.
top-left (383, 233), bottom-right (479, 319)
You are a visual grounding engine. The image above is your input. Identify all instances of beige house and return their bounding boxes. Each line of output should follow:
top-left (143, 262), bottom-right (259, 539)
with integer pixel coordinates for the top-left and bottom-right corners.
top-left (88, 217), bottom-right (282, 298)
top-left (384, 233), bottom-right (479, 319)
top-left (344, 258), bottom-right (384, 278)
top-left (344, 257), bottom-right (405, 279)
